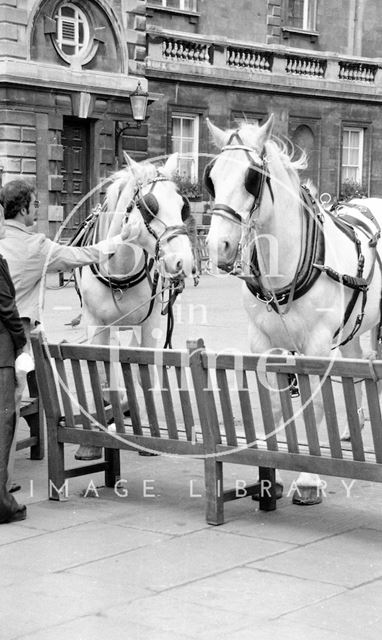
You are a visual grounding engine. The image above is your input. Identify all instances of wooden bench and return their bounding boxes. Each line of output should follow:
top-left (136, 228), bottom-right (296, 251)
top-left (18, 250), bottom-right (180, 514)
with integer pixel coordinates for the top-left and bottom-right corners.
top-left (17, 370), bottom-right (44, 460)
top-left (31, 331), bottom-right (204, 499)
top-left (31, 332), bottom-right (382, 525)
top-left (189, 339), bottom-right (382, 524)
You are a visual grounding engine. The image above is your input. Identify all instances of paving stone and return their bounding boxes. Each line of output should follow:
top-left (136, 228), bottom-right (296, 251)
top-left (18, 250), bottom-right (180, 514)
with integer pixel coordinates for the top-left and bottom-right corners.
top-left (0, 522), bottom-right (170, 574)
top-left (68, 529), bottom-right (295, 591)
top-left (221, 619), bottom-right (354, 640)
top-left (283, 579), bottom-right (382, 638)
top-left (169, 566), bottom-right (345, 618)
top-left (96, 596), bottom-right (259, 640)
top-left (18, 615), bottom-right (199, 640)
top-left (0, 573), bottom-right (150, 640)
top-left (250, 527), bottom-right (382, 587)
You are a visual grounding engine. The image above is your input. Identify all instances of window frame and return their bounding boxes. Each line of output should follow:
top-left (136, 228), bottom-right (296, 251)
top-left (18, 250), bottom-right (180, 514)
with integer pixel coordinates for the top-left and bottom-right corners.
top-left (52, 1), bottom-right (97, 67)
top-left (282, 0), bottom-right (319, 40)
top-left (341, 126), bottom-right (364, 186)
top-left (56, 3), bottom-right (90, 57)
top-left (170, 112), bottom-right (200, 184)
top-left (148, 0), bottom-right (198, 12)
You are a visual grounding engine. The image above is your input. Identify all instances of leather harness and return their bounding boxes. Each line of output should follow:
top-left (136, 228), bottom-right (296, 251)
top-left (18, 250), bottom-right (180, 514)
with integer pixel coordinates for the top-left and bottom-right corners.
top-left (244, 189), bottom-right (382, 348)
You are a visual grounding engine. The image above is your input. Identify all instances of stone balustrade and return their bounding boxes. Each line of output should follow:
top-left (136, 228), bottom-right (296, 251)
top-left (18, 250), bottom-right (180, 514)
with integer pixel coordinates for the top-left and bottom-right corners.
top-left (147, 30), bottom-right (382, 93)
top-left (161, 37), bottom-right (212, 63)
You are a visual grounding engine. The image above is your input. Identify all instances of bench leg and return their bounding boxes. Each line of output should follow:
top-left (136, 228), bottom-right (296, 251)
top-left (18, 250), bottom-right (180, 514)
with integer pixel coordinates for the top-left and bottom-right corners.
top-left (104, 448), bottom-right (120, 488)
top-left (48, 435), bottom-right (66, 501)
top-left (27, 371), bottom-right (45, 460)
top-left (204, 459), bottom-right (224, 525)
top-left (258, 467), bottom-right (277, 511)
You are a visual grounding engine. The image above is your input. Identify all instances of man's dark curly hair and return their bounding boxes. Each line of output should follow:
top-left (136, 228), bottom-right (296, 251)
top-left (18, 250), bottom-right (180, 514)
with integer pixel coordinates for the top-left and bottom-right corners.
top-left (0, 179), bottom-right (35, 219)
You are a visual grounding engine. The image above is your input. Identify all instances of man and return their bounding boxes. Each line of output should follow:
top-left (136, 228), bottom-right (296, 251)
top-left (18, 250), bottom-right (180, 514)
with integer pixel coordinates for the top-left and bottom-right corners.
top-left (0, 206), bottom-right (27, 523)
top-left (0, 179), bottom-right (129, 334)
top-left (0, 178), bottom-right (132, 481)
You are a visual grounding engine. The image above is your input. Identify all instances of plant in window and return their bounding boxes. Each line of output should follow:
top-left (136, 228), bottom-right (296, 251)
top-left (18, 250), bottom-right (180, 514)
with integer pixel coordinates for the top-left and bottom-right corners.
top-left (173, 171), bottom-right (201, 198)
top-left (339, 178), bottom-right (367, 201)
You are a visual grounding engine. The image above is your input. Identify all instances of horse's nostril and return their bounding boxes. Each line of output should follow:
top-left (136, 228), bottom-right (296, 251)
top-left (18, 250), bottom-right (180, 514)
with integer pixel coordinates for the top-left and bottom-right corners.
top-left (176, 259), bottom-right (183, 271)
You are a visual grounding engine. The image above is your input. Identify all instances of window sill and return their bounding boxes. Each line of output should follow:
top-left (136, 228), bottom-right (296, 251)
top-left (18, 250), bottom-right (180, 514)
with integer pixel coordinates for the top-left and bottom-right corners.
top-left (282, 26), bottom-right (319, 42)
top-left (147, 4), bottom-right (200, 23)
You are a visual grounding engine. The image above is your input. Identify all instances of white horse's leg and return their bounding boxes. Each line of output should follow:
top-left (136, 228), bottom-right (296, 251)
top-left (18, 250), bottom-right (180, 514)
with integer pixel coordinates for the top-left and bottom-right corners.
top-left (248, 324), bottom-right (284, 500)
top-left (339, 336), bottom-right (365, 441)
top-left (292, 331), bottom-right (333, 506)
top-left (74, 320), bottom-right (113, 461)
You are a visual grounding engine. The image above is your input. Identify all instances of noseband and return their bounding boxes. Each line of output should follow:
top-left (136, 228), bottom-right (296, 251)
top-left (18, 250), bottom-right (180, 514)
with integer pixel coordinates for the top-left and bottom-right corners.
top-left (204, 131), bottom-right (273, 224)
top-left (126, 173), bottom-right (190, 262)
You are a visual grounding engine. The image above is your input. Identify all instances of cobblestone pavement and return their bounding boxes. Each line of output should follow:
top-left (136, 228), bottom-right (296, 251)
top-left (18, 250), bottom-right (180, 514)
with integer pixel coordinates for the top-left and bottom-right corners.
top-left (2, 273), bottom-right (382, 640)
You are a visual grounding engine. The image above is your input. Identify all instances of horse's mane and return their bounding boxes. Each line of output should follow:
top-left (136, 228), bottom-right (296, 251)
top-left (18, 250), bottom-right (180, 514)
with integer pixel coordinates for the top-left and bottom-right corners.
top-left (106, 161), bottom-right (158, 215)
top-left (96, 161), bottom-right (158, 239)
top-left (223, 123), bottom-right (308, 189)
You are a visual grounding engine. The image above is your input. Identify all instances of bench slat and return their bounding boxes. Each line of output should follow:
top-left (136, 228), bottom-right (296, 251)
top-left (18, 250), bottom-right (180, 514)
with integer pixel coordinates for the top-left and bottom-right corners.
top-left (138, 364), bottom-right (160, 437)
top-left (87, 361), bottom-right (108, 428)
top-left (256, 373), bottom-right (278, 451)
top-left (277, 372), bottom-right (299, 454)
top-left (104, 361), bottom-right (126, 433)
top-left (121, 362), bottom-right (143, 435)
top-left (70, 359), bottom-right (92, 430)
top-left (365, 379), bottom-right (382, 463)
top-left (298, 374), bottom-right (321, 456)
top-left (175, 366), bottom-right (195, 441)
top-left (237, 370), bottom-right (257, 448)
top-left (320, 376), bottom-right (343, 459)
top-left (160, 365), bottom-right (179, 440)
top-left (216, 369), bottom-right (237, 446)
top-left (54, 358), bottom-right (75, 427)
top-left (341, 377), bottom-right (365, 461)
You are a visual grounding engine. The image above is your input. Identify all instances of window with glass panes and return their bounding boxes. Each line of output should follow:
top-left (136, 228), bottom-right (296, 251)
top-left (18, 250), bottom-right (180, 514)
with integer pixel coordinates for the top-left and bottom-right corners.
top-left (287, 0), bottom-right (317, 30)
top-left (171, 114), bottom-right (199, 181)
top-left (149, 0), bottom-right (198, 11)
top-left (341, 128), bottom-right (364, 183)
top-left (55, 3), bottom-right (90, 57)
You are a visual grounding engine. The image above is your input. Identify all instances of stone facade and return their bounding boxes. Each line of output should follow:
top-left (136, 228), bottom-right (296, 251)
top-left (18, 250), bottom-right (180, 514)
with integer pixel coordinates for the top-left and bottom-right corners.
top-left (145, 0), bottom-right (382, 204)
top-left (0, 0), bottom-right (149, 237)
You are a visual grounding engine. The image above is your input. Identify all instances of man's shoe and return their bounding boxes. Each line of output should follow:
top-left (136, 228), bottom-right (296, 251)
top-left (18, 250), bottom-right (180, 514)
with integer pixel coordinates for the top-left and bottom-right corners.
top-left (0, 505), bottom-right (27, 524)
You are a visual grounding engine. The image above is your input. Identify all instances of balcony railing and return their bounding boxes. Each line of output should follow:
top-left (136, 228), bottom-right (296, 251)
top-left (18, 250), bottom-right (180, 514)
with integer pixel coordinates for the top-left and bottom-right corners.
top-left (147, 31), bottom-right (381, 91)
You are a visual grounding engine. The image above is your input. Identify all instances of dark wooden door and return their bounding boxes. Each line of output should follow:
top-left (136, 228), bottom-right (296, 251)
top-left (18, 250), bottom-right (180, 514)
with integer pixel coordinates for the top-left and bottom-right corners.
top-left (61, 118), bottom-right (90, 238)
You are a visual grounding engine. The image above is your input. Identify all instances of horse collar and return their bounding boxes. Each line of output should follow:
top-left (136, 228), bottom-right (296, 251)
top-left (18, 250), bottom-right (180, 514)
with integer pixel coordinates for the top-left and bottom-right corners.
top-left (245, 185), bottom-right (325, 311)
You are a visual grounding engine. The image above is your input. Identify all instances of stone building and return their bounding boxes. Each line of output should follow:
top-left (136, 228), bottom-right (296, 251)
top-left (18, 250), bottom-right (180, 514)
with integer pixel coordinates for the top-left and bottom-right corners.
top-left (0, 0), bottom-right (150, 238)
top-left (146, 0), bottom-right (382, 218)
top-left (1, 1), bottom-right (382, 237)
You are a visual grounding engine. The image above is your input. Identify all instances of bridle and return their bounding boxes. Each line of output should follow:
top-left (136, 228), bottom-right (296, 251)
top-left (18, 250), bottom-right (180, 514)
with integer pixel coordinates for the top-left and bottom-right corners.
top-left (126, 173), bottom-right (191, 265)
top-left (203, 131), bottom-right (274, 226)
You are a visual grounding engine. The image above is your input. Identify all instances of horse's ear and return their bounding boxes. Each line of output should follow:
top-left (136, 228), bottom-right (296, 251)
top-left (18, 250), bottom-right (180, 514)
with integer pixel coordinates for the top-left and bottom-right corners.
top-left (255, 114), bottom-right (274, 149)
top-left (162, 153), bottom-right (179, 178)
top-left (123, 152), bottom-right (140, 177)
top-left (206, 118), bottom-right (228, 149)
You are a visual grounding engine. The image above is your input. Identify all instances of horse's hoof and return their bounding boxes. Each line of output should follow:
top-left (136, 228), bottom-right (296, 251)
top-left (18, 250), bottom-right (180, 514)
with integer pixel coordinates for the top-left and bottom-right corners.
top-left (75, 446), bottom-right (102, 461)
top-left (251, 482), bottom-right (283, 501)
top-left (292, 487), bottom-right (322, 506)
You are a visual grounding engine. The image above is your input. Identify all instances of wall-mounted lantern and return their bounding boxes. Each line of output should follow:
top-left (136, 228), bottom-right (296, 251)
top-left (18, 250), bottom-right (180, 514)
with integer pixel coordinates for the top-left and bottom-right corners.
top-left (115, 81), bottom-right (149, 158)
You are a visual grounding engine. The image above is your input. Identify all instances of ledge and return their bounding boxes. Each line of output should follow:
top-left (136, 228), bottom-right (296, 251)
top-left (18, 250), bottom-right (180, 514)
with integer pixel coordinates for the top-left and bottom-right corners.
top-left (0, 59), bottom-right (149, 98)
top-left (282, 26), bottom-right (319, 42)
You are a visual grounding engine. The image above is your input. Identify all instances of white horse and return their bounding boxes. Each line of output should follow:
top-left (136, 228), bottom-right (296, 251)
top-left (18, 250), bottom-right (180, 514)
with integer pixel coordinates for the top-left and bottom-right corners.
top-left (205, 114), bottom-right (382, 504)
top-left (75, 153), bottom-right (195, 460)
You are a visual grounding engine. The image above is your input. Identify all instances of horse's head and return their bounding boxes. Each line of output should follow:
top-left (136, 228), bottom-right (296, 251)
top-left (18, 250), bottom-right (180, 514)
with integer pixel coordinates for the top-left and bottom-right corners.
top-left (205, 115), bottom-right (274, 271)
top-left (105, 153), bottom-right (194, 278)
